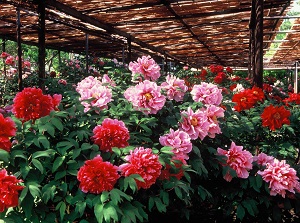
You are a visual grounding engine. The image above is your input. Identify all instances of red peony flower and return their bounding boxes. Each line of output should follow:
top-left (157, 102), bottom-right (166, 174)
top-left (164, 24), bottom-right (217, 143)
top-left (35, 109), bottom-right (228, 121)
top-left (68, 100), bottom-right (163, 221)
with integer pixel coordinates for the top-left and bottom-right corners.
top-left (226, 67), bottom-right (233, 73)
top-left (283, 93), bottom-right (300, 105)
top-left (119, 147), bottom-right (162, 189)
top-left (12, 87), bottom-right (57, 122)
top-left (261, 104), bottom-right (290, 131)
top-left (0, 169), bottom-right (24, 212)
top-left (232, 89), bottom-right (256, 112)
top-left (159, 157), bottom-right (187, 181)
top-left (251, 86), bottom-right (265, 103)
top-left (92, 118), bottom-right (130, 152)
top-left (77, 155), bottom-right (120, 194)
top-left (0, 137), bottom-right (12, 152)
top-left (263, 83), bottom-right (273, 93)
top-left (0, 113), bottom-right (16, 138)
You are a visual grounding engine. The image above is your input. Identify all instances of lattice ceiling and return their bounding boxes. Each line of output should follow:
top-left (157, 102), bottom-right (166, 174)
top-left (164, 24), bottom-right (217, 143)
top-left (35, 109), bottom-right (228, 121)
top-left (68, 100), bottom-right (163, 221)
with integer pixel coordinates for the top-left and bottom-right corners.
top-left (0, 0), bottom-right (297, 68)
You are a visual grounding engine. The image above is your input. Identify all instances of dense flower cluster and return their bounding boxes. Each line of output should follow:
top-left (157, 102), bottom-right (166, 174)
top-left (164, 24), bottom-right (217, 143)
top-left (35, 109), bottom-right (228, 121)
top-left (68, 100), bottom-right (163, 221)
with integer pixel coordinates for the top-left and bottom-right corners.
top-left (258, 159), bottom-right (300, 198)
top-left (119, 147), bottom-right (162, 189)
top-left (0, 113), bottom-right (16, 152)
top-left (124, 80), bottom-right (166, 115)
top-left (77, 155), bottom-right (120, 194)
top-left (0, 169), bottom-right (24, 212)
top-left (12, 87), bottom-right (61, 122)
top-left (76, 76), bottom-right (113, 112)
top-left (190, 82), bottom-right (223, 105)
top-left (217, 142), bottom-right (253, 182)
top-left (129, 55), bottom-right (161, 82)
top-left (261, 104), bottom-right (290, 131)
top-left (91, 118), bottom-right (130, 152)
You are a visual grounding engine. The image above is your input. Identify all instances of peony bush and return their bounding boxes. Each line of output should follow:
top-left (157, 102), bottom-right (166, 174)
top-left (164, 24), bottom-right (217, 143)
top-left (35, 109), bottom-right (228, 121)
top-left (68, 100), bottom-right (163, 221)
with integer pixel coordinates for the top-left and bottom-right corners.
top-left (0, 54), bottom-right (300, 222)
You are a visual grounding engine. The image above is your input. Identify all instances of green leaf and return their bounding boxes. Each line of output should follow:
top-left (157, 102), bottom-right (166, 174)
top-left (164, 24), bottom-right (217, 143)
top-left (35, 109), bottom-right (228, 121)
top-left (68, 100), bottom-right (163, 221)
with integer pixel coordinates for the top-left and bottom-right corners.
top-left (55, 170), bottom-right (66, 180)
top-left (38, 135), bottom-right (50, 149)
top-left (75, 201), bottom-right (86, 217)
top-left (72, 148), bottom-right (81, 159)
top-left (52, 156), bottom-right (65, 172)
top-left (100, 191), bottom-right (109, 203)
top-left (11, 150), bottom-right (27, 160)
top-left (32, 158), bottom-right (44, 174)
top-left (50, 117), bottom-right (64, 131)
top-left (94, 203), bottom-right (104, 223)
top-left (103, 203), bottom-right (118, 222)
top-left (175, 187), bottom-right (183, 200)
top-left (59, 202), bottom-right (66, 222)
top-left (28, 184), bottom-right (41, 198)
top-left (0, 149), bottom-right (10, 162)
top-left (32, 150), bottom-right (51, 159)
top-left (19, 186), bottom-right (28, 203)
top-left (236, 204), bottom-right (245, 220)
top-left (57, 141), bottom-right (74, 155)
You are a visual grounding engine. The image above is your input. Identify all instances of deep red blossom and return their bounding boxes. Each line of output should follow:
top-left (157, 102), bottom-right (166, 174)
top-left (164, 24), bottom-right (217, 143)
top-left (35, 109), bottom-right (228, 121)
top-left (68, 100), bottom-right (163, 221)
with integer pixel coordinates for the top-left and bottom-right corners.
top-left (229, 84), bottom-right (237, 91)
top-left (261, 104), bottom-right (290, 131)
top-left (0, 137), bottom-right (12, 152)
top-left (263, 84), bottom-right (273, 93)
top-left (226, 67), bottom-right (233, 73)
top-left (159, 157), bottom-right (187, 181)
top-left (77, 155), bottom-right (120, 194)
top-left (119, 147), bottom-right (162, 189)
top-left (251, 86), bottom-right (265, 102)
top-left (232, 89), bottom-right (256, 112)
top-left (12, 87), bottom-right (58, 122)
top-left (0, 113), bottom-right (16, 138)
top-left (0, 169), bottom-right (24, 212)
top-left (214, 72), bottom-right (227, 84)
top-left (283, 93), bottom-right (300, 105)
top-left (92, 118), bottom-right (130, 152)
top-left (209, 65), bottom-right (224, 73)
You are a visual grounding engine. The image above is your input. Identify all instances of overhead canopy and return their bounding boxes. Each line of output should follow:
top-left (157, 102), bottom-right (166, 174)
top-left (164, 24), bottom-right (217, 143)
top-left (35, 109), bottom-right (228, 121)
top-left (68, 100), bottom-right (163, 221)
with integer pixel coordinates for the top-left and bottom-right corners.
top-left (0, 0), bottom-right (297, 68)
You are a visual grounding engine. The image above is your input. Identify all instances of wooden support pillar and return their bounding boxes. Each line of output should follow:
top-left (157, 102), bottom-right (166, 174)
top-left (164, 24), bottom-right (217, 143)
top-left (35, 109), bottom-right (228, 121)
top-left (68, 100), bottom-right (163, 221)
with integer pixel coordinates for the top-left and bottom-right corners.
top-left (2, 38), bottom-right (6, 77)
top-left (85, 33), bottom-right (89, 73)
top-left (122, 46), bottom-right (125, 64)
top-left (295, 61), bottom-right (298, 93)
top-left (164, 55), bottom-right (168, 75)
top-left (16, 8), bottom-right (23, 92)
top-left (58, 50), bottom-right (61, 66)
top-left (38, 1), bottom-right (46, 92)
top-left (252, 0), bottom-right (264, 88)
top-left (127, 37), bottom-right (131, 64)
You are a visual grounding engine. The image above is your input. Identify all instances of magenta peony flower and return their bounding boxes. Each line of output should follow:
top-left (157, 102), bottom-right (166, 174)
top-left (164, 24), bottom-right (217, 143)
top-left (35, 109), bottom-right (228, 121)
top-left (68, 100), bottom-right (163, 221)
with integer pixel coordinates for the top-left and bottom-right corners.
top-left (129, 55), bottom-right (161, 82)
top-left (203, 105), bottom-right (224, 138)
top-left (159, 128), bottom-right (192, 160)
top-left (0, 169), bottom-right (24, 212)
top-left (119, 147), bottom-right (162, 189)
top-left (91, 118), bottom-right (130, 152)
top-left (253, 153), bottom-right (274, 167)
top-left (190, 82), bottom-right (223, 105)
top-left (161, 75), bottom-right (188, 102)
top-left (124, 80), bottom-right (166, 115)
top-left (179, 107), bottom-right (210, 140)
top-left (77, 155), bottom-right (120, 194)
top-left (217, 142), bottom-right (253, 182)
top-left (76, 76), bottom-right (112, 112)
top-left (258, 159), bottom-right (300, 198)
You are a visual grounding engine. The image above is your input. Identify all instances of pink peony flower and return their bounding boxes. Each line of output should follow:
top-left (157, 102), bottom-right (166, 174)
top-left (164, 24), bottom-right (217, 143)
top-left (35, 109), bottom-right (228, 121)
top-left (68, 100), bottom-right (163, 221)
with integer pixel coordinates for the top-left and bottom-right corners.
top-left (217, 142), bottom-right (253, 182)
top-left (102, 74), bottom-right (116, 87)
top-left (91, 118), bottom-right (130, 152)
top-left (129, 55), bottom-right (161, 82)
top-left (5, 56), bottom-right (15, 66)
top-left (190, 82), bottom-right (223, 105)
top-left (258, 159), bottom-right (300, 198)
top-left (253, 153), bottom-right (274, 167)
top-left (119, 147), bottom-right (162, 189)
top-left (159, 128), bottom-right (192, 160)
top-left (52, 94), bottom-right (62, 110)
top-left (179, 107), bottom-right (210, 140)
top-left (23, 60), bottom-right (31, 68)
top-left (161, 75), bottom-right (188, 102)
top-left (58, 79), bottom-right (67, 85)
top-left (0, 52), bottom-right (9, 58)
top-left (124, 80), bottom-right (166, 115)
top-left (203, 105), bottom-right (224, 138)
top-left (76, 76), bottom-right (112, 112)
top-left (77, 155), bottom-right (120, 194)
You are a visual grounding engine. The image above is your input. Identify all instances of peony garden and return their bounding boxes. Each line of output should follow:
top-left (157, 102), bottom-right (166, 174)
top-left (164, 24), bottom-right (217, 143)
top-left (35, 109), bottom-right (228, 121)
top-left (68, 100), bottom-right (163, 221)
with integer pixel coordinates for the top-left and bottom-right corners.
top-left (1, 49), bottom-right (300, 223)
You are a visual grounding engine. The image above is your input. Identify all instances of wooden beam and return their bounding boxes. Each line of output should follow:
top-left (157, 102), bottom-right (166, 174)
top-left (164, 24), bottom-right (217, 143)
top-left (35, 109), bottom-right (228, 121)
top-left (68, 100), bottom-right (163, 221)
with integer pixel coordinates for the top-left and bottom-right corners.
top-left (2, 37), bottom-right (6, 77)
top-left (38, 1), bottom-right (46, 91)
top-left (85, 33), bottom-right (88, 73)
top-left (16, 8), bottom-right (23, 92)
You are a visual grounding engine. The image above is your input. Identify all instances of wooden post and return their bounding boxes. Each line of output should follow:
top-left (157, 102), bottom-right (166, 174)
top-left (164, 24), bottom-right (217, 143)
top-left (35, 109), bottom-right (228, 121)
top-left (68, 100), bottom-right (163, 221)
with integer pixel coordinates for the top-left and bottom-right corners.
top-left (38, 1), bottom-right (46, 92)
top-left (295, 61), bottom-right (298, 93)
top-left (122, 46), bottom-right (125, 64)
top-left (2, 38), bottom-right (6, 77)
top-left (127, 37), bottom-right (131, 64)
top-left (253, 0), bottom-right (264, 88)
top-left (58, 50), bottom-right (61, 66)
top-left (16, 8), bottom-right (23, 92)
top-left (85, 33), bottom-right (89, 73)
top-left (164, 55), bottom-right (168, 75)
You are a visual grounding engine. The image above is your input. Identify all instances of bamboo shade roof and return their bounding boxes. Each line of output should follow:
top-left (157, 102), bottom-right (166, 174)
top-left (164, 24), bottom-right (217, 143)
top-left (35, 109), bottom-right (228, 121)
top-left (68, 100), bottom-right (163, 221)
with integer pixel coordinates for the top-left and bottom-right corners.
top-left (0, 0), bottom-right (297, 68)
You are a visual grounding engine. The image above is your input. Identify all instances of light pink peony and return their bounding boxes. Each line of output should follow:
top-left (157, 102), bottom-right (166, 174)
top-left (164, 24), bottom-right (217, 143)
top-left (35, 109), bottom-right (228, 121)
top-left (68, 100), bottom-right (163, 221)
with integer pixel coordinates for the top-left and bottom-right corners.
top-left (161, 75), bottom-right (188, 102)
top-left (253, 153), bottom-right (274, 167)
top-left (129, 55), bottom-right (161, 82)
top-left (119, 147), bottom-right (162, 189)
top-left (76, 76), bottom-right (112, 112)
top-left (203, 105), bottom-right (224, 138)
top-left (179, 107), bottom-right (210, 140)
top-left (217, 141), bottom-right (253, 182)
top-left (124, 80), bottom-right (166, 115)
top-left (258, 159), bottom-right (300, 198)
top-left (159, 128), bottom-right (192, 160)
top-left (102, 74), bottom-right (116, 87)
top-left (190, 82), bottom-right (223, 105)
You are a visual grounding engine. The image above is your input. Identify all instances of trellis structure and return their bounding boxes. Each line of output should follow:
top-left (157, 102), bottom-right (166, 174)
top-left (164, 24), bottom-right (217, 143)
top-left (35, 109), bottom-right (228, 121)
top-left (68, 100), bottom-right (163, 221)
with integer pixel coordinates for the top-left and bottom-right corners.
top-left (0, 0), bottom-right (297, 89)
